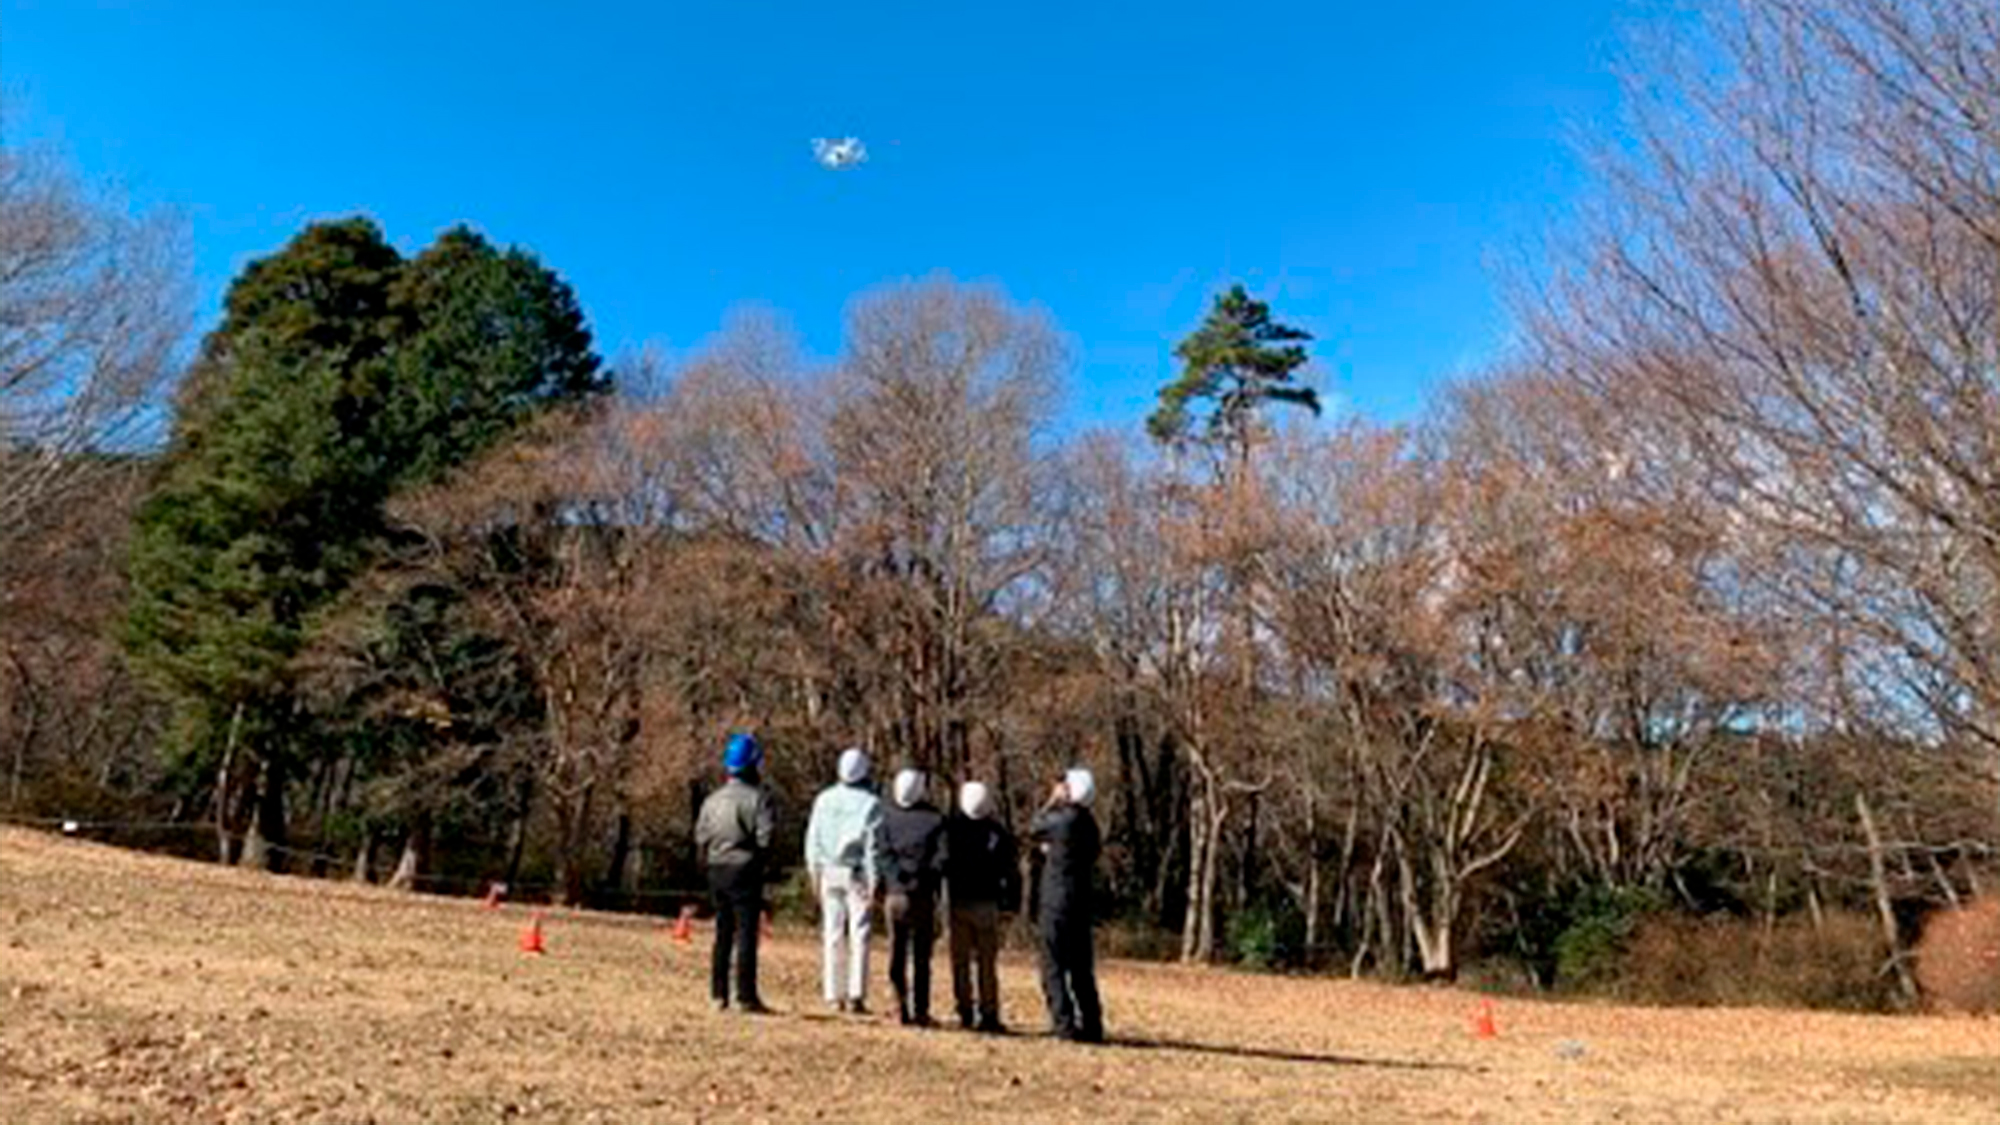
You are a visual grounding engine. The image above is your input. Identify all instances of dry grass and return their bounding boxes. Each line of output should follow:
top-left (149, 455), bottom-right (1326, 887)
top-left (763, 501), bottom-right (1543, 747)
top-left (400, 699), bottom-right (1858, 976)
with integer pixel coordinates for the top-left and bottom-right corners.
top-left (2, 827), bottom-right (1996, 1123)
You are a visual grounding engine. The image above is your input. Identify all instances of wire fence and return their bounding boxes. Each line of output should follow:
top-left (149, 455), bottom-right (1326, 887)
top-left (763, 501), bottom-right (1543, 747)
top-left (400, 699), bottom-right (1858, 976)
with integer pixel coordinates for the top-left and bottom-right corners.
top-left (0, 812), bottom-right (715, 912)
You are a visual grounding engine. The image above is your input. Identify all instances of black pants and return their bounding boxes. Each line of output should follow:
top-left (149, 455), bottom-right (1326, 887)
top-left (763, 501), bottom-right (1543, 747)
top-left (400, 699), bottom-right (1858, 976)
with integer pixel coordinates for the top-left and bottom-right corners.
top-left (887, 891), bottom-right (938, 1021)
top-left (708, 862), bottom-right (763, 1006)
top-left (1039, 909), bottom-right (1102, 1041)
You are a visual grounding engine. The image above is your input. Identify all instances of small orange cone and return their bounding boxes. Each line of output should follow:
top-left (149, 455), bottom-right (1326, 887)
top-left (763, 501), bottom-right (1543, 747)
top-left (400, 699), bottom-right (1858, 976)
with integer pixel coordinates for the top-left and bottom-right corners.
top-left (1470, 999), bottom-right (1498, 1040)
top-left (519, 912), bottom-right (547, 955)
top-left (672, 905), bottom-right (695, 946)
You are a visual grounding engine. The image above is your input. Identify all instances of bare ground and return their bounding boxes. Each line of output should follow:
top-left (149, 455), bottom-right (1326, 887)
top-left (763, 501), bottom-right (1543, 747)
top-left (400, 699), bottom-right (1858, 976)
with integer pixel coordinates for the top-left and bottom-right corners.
top-left (1, 827), bottom-right (1994, 1123)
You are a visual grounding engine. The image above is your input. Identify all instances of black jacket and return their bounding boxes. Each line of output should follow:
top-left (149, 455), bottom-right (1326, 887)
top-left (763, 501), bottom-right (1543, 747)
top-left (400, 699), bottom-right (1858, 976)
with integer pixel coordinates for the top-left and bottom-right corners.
top-left (944, 814), bottom-right (1020, 912)
top-left (881, 801), bottom-right (949, 898)
top-left (1029, 802), bottom-right (1099, 918)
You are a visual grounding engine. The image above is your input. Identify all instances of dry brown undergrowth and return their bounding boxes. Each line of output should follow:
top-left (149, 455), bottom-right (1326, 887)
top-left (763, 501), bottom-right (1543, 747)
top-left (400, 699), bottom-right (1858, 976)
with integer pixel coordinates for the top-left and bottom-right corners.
top-left (1915, 898), bottom-right (2000, 1015)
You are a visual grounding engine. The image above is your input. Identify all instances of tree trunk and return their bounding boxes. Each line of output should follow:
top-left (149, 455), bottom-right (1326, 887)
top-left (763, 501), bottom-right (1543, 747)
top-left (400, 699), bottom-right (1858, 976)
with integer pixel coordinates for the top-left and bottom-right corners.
top-left (1181, 777), bottom-right (1215, 963)
top-left (1855, 791), bottom-right (1917, 1004)
top-left (388, 811), bottom-right (430, 892)
top-left (1304, 855), bottom-right (1323, 966)
top-left (252, 755), bottom-right (287, 873)
top-left (214, 703), bottom-right (244, 865)
top-left (505, 777), bottom-right (534, 889)
top-left (604, 809), bottom-right (634, 911)
top-left (555, 780), bottom-right (597, 908)
top-left (352, 825), bottom-right (375, 884)
top-left (239, 759), bottom-right (272, 870)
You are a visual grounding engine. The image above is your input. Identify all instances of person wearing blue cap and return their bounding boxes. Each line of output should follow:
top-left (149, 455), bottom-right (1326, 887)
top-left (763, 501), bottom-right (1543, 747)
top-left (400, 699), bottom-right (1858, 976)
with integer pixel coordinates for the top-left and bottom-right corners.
top-left (695, 732), bottom-right (776, 1013)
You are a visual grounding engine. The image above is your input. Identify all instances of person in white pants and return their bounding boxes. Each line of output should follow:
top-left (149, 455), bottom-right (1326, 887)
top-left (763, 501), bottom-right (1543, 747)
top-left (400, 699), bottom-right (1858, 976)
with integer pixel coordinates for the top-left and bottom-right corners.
top-left (805, 747), bottom-right (885, 1014)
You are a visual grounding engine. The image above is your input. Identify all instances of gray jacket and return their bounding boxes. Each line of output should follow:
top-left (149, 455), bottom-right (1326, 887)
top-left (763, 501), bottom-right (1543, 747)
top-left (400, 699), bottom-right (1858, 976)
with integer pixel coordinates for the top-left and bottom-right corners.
top-left (696, 778), bottom-right (776, 870)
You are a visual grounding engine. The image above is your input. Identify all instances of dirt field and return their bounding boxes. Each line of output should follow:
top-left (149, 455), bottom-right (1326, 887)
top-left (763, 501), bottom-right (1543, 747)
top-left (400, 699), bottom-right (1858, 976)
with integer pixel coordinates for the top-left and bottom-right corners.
top-left (1, 827), bottom-right (1994, 1123)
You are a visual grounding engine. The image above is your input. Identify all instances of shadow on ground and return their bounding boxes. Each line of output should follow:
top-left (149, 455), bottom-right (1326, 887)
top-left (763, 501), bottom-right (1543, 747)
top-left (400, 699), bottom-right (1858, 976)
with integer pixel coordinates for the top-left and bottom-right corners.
top-left (1104, 1034), bottom-right (1480, 1072)
top-left (779, 1009), bottom-right (1478, 1072)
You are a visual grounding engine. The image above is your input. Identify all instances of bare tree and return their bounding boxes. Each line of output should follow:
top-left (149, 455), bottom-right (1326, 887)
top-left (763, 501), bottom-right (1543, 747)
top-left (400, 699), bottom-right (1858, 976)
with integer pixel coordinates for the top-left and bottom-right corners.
top-left (1529, 0), bottom-right (2000, 808)
top-left (388, 408), bottom-right (657, 904)
top-left (0, 145), bottom-right (187, 583)
top-left (825, 276), bottom-right (1068, 779)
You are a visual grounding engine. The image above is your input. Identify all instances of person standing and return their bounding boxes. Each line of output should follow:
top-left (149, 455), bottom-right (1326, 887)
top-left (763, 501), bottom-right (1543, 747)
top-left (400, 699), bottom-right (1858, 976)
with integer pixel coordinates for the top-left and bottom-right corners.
top-left (693, 732), bottom-right (777, 1014)
top-left (881, 768), bottom-right (949, 1026)
top-left (945, 780), bottom-right (1019, 1033)
top-left (1030, 767), bottom-right (1104, 1044)
top-left (805, 747), bottom-right (885, 1014)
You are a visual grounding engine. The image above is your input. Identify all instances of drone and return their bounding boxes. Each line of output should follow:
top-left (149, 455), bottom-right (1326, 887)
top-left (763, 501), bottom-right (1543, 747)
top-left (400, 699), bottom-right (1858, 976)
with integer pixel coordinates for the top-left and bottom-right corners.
top-left (812, 137), bottom-right (868, 170)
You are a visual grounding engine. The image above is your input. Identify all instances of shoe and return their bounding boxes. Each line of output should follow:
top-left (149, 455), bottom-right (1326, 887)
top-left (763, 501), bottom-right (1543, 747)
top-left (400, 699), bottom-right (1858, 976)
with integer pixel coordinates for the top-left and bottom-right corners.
top-left (957, 1009), bottom-right (975, 1031)
top-left (977, 1016), bottom-right (1006, 1035)
top-left (711, 998), bottom-right (729, 1013)
top-left (830, 999), bottom-right (848, 1015)
top-left (911, 1014), bottom-right (936, 1029)
top-left (847, 999), bottom-right (869, 1017)
top-left (738, 999), bottom-right (774, 1016)
top-left (1074, 1027), bottom-right (1104, 1045)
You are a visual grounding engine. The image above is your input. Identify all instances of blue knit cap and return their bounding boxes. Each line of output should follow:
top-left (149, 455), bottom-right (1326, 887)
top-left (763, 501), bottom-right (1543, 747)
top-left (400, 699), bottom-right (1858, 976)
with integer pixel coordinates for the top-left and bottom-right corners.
top-left (724, 732), bottom-right (763, 775)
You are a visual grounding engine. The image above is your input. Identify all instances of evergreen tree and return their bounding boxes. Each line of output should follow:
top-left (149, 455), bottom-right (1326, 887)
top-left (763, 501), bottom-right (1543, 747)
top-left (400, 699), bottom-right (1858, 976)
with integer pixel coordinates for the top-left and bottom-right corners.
top-left (1146, 284), bottom-right (1320, 457)
top-left (1143, 283), bottom-right (1320, 963)
top-left (124, 218), bottom-right (604, 867)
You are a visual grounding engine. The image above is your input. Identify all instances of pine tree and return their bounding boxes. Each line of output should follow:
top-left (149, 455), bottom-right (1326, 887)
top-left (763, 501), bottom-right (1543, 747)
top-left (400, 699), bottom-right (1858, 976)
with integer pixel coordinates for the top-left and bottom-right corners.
top-left (1145, 283), bottom-right (1320, 963)
top-left (1146, 284), bottom-right (1320, 459)
top-left (124, 218), bottom-right (603, 868)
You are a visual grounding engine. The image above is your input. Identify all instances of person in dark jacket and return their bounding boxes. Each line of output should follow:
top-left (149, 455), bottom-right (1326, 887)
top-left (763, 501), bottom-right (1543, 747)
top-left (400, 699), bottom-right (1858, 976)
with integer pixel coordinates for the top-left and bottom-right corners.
top-left (881, 768), bottom-right (949, 1026)
top-left (693, 732), bottom-right (776, 1013)
top-left (945, 780), bottom-right (1019, 1033)
top-left (1030, 767), bottom-right (1103, 1043)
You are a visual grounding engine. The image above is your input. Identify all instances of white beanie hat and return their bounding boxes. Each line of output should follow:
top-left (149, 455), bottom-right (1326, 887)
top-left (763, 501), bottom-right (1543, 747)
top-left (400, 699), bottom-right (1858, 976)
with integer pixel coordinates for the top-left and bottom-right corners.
top-left (893, 768), bottom-right (926, 809)
top-left (1064, 768), bottom-right (1097, 808)
top-left (959, 781), bottom-right (994, 820)
top-left (837, 747), bottom-right (870, 785)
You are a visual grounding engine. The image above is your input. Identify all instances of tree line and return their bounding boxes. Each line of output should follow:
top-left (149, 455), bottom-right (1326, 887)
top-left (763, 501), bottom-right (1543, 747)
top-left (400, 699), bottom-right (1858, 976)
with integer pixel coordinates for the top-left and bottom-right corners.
top-left (3, 0), bottom-right (1995, 1005)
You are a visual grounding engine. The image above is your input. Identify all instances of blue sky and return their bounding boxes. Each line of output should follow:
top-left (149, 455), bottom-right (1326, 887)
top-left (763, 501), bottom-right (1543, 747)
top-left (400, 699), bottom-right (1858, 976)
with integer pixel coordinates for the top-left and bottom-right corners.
top-left (3, 0), bottom-right (1640, 433)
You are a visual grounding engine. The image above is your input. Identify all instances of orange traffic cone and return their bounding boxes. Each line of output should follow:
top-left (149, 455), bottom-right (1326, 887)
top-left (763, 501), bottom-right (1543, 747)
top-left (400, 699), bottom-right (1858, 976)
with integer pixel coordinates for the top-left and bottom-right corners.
top-left (519, 912), bottom-right (547, 955)
top-left (672, 905), bottom-right (696, 946)
top-left (1470, 998), bottom-right (1498, 1040)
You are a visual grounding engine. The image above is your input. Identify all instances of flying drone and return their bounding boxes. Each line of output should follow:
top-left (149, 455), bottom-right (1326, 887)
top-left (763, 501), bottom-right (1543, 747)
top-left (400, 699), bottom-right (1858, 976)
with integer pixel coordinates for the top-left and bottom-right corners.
top-left (812, 137), bottom-right (868, 170)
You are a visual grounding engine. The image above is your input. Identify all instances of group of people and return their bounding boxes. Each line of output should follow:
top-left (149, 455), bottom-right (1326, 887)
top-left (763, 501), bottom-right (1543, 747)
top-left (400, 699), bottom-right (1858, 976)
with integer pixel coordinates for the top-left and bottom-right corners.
top-left (692, 732), bottom-right (1105, 1044)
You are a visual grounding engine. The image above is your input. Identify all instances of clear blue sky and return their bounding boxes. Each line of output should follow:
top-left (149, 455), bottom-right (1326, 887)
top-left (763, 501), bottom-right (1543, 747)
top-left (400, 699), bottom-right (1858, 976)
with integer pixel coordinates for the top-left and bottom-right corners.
top-left (3, 0), bottom-right (1638, 431)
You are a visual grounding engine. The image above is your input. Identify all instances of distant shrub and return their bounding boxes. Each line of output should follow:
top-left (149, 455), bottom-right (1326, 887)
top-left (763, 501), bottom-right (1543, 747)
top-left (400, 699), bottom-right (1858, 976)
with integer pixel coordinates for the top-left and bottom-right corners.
top-left (1223, 900), bottom-right (1306, 970)
top-left (1227, 906), bottom-right (1281, 969)
top-left (1552, 885), bottom-right (1666, 991)
top-left (1915, 898), bottom-right (2000, 1014)
top-left (1611, 910), bottom-right (1899, 1012)
top-left (1098, 921), bottom-right (1181, 963)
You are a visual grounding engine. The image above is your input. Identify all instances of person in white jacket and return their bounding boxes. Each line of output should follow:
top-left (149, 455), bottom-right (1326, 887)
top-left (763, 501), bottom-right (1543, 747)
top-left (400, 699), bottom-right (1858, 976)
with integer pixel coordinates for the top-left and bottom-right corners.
top-left (805, 747), bottom-right (886, 1014)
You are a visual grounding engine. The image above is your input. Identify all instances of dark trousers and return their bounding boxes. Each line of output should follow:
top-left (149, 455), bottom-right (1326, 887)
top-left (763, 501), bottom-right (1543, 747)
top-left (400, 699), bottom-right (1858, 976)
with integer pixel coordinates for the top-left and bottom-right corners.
top-left (708, 862), bottom-right (763, 1005)
top-left (886, 890), bottom-right (938, 1021)
top-left (950, 901), bottom-right (1002, 1026)
top-left (1039, 909), bottom-right (1102, 1042)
